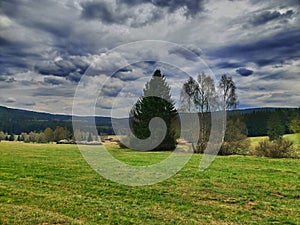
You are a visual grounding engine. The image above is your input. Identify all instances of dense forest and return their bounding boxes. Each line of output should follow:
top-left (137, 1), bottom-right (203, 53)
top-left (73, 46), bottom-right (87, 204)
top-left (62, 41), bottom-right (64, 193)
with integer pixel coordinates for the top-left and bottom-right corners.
top-left (230, 107), bottom-right (299, 137)
top-left (0, 105), bottom-right (299, 138)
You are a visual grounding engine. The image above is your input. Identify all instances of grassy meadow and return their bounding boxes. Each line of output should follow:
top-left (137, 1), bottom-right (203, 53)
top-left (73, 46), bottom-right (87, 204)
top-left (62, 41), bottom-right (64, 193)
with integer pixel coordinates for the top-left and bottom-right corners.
top-left (248, 133), bottom-right (300, 153)
top-left (0, 141), bottom-right (300, 224)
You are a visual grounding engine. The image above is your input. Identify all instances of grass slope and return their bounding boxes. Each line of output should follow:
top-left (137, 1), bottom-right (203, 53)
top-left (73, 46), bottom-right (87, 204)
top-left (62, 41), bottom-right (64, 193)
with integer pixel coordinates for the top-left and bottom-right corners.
top-left (248, 133), bottom-right (300, 152)
top-left (0, 142), bottom-right (299, 224)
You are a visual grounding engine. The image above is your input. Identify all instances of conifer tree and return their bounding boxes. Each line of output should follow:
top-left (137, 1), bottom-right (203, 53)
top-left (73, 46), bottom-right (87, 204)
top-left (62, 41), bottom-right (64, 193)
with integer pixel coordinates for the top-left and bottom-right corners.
top-left (267, 113), bottom-right (285, 141)
top-left (130, 70), bottom-right (177, 150)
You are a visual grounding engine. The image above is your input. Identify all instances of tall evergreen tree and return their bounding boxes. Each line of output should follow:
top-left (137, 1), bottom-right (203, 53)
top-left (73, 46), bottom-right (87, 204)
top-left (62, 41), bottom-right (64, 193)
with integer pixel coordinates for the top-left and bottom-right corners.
top-left (130, 69), bottom-right (178, 150)
top-left (267, 113), bottom-right (285, 141)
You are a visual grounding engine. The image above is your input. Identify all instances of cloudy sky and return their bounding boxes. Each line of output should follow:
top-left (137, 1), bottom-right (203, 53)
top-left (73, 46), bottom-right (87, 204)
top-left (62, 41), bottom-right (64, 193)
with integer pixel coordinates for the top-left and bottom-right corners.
top-left (0, 0), bottom-right (299, 116)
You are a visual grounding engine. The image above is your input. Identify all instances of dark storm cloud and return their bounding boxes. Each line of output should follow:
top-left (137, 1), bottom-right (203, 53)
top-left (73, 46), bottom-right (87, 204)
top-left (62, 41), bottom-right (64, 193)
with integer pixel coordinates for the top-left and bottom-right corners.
top-left (0, 37), bottom-right (37, 75)
top-left (261, 72), bottom-right (298, 81)
top-left (119, 0), bottom-right (205, 17)
top-left (36, 61), bottom-right (74, 77)
top-left (168, 45), bottom-right (202, 62)
top-left (5, 97), bottom-right (16, 103)
top-left (33, 87), bottom-right (75, 98)
top-left (112, 67), bottom-right (137, 81)
top-left (236, 68), bottom-right (253, 76)
top-left (0, 36), bottom-right (11, 46)
top-left (0, 75), bottom-right (15, 83)
top-left (81, 0), bottom-right (205, 27)
top-left (81, 1), bottom-right (164, 27)
top-left (0, 0), bottom-right (95, 77)
top-left (216, 62), bottom-right (244, 69)
top-left (249, 10), bottom-right (294, 26)
top-left (0, 76), bottom-right (7, 82)
top-left (96, 100), bottom-right (113, 110)
top-left (35, 57), bottom-right (88, 81)
top-left (209, 29), bottom-right (300, 67)
top-left (0, 0), bottom-right (73, 38)
top-left (101, 83), bottom-right (123, 97)
top-left (6, 77), bottom-right (15, 83)
top-left (0, 75), bottom-right (16, 83)
top-left (81, 1), bottom-right (120, 23)
top-left (255, 59), bottom-right (276, 67)
top-left (118, 68), bottom-right (133, 73)
top-left (22, 102), bottom-right (36, 107)
top-left (44, 77), bottom-right (66, 86)
top-left (66, 72), bottom-right (84, 83)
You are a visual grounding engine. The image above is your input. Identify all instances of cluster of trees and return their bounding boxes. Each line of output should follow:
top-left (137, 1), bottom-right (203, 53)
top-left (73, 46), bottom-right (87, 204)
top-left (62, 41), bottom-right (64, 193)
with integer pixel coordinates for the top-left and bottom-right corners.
top-left (180, 73), bottom-right (243, 153)
top-left (73, 129), bottom-right (98, 142)
top-left (128, 70), bottom-right (250, 154)
top-left (0, 131), bottom-right (15, 141)
top-left (0, 126), bottom-right (101, 144)
top-left (0, 126), bottom-right (71, 143)
top-left (127, 69), bottom-right (299, 158)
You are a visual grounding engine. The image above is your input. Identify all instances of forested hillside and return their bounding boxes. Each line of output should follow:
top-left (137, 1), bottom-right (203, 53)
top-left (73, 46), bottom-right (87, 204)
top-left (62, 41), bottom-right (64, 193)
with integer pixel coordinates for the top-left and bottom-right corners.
top-left (0, 105), bottom-right (298, 137)
top-left (0, 106), bottom-right (113, 135)
top-left (231, 107), bottom-right (299, 136)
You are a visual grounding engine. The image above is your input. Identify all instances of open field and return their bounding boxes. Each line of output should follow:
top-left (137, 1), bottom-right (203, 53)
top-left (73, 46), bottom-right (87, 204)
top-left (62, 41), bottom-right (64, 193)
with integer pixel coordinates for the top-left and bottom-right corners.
top-left (284, 133), bottom-right (300, 147)
top-left (0, 141), bottom-right (299, 224)
top-left (247, 133), bottom-right (300, 151)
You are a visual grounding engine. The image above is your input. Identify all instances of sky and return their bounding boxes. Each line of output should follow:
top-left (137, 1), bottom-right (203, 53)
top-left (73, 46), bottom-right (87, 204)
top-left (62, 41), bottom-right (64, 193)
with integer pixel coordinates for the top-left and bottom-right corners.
top-left (0, 0), bottom-right (299, 116)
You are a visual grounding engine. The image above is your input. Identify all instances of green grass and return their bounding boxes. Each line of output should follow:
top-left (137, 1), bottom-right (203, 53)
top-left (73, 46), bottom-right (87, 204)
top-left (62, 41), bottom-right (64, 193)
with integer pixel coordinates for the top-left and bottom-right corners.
top-left (247, 136), bottom-right (268, 151)
top-left (284, 133), bottom-right (300, 148)
top-left (248, 133), bottom-right (300, 151)
top-left (0, 141), bottom-right (300, 224)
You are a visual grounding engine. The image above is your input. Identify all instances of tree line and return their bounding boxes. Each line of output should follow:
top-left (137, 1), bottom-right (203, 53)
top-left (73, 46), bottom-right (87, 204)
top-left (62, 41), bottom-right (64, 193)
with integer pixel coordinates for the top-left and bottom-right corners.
top-left (0, 127), bottom-right (99, 143)
top-left (128, 70), bottom-right (243, 153)
top-left (0, 106), bottom-right (114, 136)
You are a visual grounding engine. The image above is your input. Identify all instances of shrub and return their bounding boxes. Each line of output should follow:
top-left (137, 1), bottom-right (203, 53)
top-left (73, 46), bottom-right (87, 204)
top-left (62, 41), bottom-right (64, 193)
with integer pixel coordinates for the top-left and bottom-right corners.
top-left (220, 139), bottom-right (250, 156)
top-left (8, 134), bottom-right (15, 141)
top-left (219, 119), bottom-right (250, 155)
top-left (255, 138), bottom-right (298, 158)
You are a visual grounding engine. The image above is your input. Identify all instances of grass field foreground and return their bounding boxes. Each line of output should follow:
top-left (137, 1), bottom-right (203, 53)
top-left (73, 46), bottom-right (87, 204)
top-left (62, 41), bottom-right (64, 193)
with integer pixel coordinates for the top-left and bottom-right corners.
top-left (0, 141), bottom-right (299, 224)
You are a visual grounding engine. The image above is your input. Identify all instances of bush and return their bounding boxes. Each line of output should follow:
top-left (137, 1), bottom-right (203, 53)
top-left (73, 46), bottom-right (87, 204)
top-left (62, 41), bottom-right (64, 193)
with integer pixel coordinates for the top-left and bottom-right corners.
top-left (220, 139), bottom-right (250, 156)
top-left (255, 138), bottom-right (298, 158)
top-left (219, 119), bottom-right (250, 155)
top-left (8, 134), bottom-right (15, 141)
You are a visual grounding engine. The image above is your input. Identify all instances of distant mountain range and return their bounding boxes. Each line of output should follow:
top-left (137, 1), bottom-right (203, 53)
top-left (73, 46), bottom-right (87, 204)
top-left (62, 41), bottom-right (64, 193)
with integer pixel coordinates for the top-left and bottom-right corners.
top-left (0, 105), bottom-right (298, 136)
